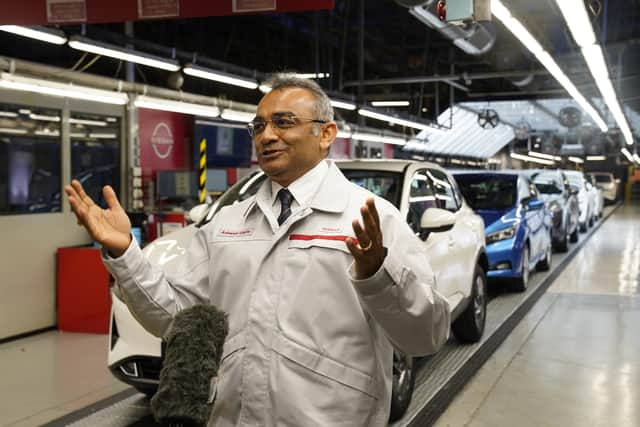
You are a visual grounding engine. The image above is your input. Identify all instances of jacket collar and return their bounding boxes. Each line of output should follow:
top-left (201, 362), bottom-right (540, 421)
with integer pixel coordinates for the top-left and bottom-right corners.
top-left (242, 160), bottom-right (349, 222)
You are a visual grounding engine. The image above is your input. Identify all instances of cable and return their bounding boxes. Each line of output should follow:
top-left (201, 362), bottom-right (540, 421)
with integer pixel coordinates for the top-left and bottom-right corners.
top-left (77, 54), bottom-right (102, 72)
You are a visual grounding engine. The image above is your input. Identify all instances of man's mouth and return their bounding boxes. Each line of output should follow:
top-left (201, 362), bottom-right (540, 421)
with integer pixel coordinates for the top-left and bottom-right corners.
top-left (261, 148), bottom-right (285, 158)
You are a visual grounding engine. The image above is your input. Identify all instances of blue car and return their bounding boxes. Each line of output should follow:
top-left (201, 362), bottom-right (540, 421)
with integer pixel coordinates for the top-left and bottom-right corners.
top-left (453, 171), bottom-right (552, 291)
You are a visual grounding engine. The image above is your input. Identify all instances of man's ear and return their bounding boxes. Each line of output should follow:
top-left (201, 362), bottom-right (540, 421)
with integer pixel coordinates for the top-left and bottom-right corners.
top-left (319, 122), bottom-right (337, 154)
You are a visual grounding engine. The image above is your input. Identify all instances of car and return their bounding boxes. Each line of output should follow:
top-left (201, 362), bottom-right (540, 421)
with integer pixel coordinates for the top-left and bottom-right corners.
top-left (564, 170), bottom-right (595, 231)
top-left (109, 160), bottom-right (488, 422)
top-left (529, 169), bottom-right (580, 252)
top-left (585, 174), bottom-right (605, 219)
top-left (453, 171), bottom-right (553, 292)
top-left (589, 172), bottom-right (619, 204)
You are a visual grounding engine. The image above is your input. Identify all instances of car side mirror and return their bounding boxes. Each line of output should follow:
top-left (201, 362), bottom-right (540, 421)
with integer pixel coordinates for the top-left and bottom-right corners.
top-left (569, 186), bottom-right (579, 196)
top-left (188, 203), bottom-right (209, 223)
top-left (420, 207), bottom-right (456, 233)
top-left (527, 199), bottom-right (545, 211)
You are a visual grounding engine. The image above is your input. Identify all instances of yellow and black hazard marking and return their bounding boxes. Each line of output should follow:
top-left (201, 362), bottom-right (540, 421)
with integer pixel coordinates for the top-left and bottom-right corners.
top-left (199, 138), bottom-right (207, 203)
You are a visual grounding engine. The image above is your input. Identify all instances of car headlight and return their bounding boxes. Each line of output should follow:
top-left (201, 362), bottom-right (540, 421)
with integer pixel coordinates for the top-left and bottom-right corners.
top-left (486, 224), bottom-right (518, 244)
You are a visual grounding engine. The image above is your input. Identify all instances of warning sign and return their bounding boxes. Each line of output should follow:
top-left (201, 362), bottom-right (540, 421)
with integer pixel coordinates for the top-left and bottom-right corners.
top-left (233, 0), bottom-right (277, 13)
top-left (47, 0), bottom-right (86, 23)
top-left (138, 0), bottom-right (180, 19)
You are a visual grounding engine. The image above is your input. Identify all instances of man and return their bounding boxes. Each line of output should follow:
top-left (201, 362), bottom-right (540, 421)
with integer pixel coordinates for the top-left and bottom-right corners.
top-left (65, 75), bottom-right (450, 426)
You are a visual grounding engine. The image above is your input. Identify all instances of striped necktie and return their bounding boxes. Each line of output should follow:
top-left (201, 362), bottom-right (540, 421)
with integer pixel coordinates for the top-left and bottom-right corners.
top-left (277, 188), bottom-right (294, 225)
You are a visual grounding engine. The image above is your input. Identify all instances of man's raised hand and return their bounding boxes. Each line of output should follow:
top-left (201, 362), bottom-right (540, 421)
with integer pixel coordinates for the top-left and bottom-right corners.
top-left (65, 180), bottom-right (132, 257)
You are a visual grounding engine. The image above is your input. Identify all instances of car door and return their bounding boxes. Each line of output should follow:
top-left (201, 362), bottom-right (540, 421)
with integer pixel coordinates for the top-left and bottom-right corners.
top-left (519, 176), bottom-right (543, 261)
top-left (404, 168), bottom-right (457, 308)
top-left (428, 168), bottom-right (476, 305)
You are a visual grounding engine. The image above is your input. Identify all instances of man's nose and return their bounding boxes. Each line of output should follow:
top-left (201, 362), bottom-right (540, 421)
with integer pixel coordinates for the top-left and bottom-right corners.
top-left (258, 121), bottom-right (279, 142)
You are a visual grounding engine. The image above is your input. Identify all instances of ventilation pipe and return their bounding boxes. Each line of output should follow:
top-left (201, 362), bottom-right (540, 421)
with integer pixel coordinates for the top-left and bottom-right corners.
top-left (394, 0), bottom-right (495, 56)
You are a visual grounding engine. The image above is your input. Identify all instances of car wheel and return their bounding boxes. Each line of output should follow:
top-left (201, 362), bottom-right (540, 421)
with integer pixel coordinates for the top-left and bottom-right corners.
top-left (570, 226), bottom-right (579, 243)
top-left (389, 350), bottom-right (415, 422)
top-left (452, 265), bottom-right (487, 343)
top-left (511, 245), bottom-right (529, 292)
top-left (580, 221), bottom-right (587, 233)
top-left (556, 225), bottom-right (569, 252)
top-left (537, 238), bottom-right (552, 271)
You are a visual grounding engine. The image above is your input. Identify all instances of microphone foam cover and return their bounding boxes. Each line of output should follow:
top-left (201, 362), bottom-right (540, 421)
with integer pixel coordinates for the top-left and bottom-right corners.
top-left (151, 304), bottom-right (228, 426)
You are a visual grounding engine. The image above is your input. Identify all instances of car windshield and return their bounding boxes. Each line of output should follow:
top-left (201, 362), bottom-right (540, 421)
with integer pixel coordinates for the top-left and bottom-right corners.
top-left (593, 174), bottom-right (612, 183)
top-left (455, 175), bottom-right (517, 210)
top-left (341, 169), bottom-right (403, 208)
top-left (532, 174), bottom-right (562, 194)
top-left (567, 175), bottom-right (584, 188)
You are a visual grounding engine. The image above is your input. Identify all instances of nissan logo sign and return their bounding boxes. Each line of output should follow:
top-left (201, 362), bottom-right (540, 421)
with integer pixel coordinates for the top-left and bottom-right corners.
top-left (151, 122), bottom-right (174, 159)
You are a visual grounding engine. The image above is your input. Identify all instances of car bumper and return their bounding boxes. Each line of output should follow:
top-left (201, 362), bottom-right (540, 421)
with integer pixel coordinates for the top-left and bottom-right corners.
top-left (486, 237), bottom-right (523, 279)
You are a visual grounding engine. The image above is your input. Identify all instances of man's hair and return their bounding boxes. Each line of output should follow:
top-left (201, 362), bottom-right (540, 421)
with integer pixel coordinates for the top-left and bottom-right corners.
top-left (266, 73), bottom-right (334, 123)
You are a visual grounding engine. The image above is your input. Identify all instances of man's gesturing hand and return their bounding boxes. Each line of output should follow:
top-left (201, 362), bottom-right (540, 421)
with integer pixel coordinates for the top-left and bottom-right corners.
top-left (346, 198), bottom-right (386, 279)
top-left (64, 180), bottom-right (132, 257)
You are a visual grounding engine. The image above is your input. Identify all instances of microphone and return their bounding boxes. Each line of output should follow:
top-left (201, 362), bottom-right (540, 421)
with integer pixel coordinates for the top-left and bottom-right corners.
top-left (151, 304), bottom-right (229, 427)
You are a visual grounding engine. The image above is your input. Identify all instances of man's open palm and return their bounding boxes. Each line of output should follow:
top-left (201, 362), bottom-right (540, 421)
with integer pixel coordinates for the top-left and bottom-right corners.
top-left (65, 180), bottom-right (131, 257)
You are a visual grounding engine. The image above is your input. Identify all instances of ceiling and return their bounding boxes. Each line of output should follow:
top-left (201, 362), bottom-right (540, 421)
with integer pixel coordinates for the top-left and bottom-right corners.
top-left (0, 0), bottom-right (638, 152)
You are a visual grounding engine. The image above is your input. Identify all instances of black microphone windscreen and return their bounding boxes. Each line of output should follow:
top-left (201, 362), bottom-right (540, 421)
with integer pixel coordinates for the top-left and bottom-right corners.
top-left (151, 304), bottom-right (229, 427)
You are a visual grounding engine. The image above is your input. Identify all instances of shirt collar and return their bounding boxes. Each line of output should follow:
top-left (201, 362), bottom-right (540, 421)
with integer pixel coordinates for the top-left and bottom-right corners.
top-left (269, 160), bottom-right (328, 208)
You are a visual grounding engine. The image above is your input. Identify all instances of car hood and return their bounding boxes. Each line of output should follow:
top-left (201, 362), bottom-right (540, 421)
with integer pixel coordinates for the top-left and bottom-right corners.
top-left (537, 193), bottom-right (561, 204)
top-left (477, 207), bottom-right (520, 233)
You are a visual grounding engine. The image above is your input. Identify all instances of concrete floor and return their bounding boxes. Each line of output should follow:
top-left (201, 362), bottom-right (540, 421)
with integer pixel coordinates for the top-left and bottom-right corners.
top-left (434, 204), bottom-right (640, 427)
top-left (0, 204), bottom-right (638, 427)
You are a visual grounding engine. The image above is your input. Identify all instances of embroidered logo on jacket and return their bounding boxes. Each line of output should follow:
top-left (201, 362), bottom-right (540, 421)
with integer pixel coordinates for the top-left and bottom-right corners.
top-left (217, 228), bottom-right (254, 237)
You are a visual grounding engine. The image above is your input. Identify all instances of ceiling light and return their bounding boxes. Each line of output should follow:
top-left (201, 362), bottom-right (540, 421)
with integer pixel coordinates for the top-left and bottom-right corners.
top-left (586, 155), bottom-right (606, 161)
top-left (0, 127), bottom-right (28, 135)
top-left (106, 117), bottom-right (117, 122)
top-left (528, 151), bottom-right (556, 160)
top-left (18, 109), bottom-right (31, 115)
top-left (568, 156), bottom-right (584, 164)
top-left (35, 129), bottom-right (60, 137)
top-left (69, 118), bottom-right (107, 126)
top-left (510, 152), bottom-right (554, 165)
top-left (336, 130), bottom-right (352, 138)
top-left (358, 108), bottom-right (445, 133)
top-left (68, 35), bottom-right (180, 72)
top-left (492, 0), bottom-right (607, 132)
top-left (183, 64), bottom-right (258, 89)
top-left (555, 0), bottom-right (596, 47)
top-left (370, 101), bottom-right (410, 107)
top-left (633, 153), bottom-right (640, 164)
top-left (0, 25), bottom-right (67, 45)
top-left (29, 113), bottom-right (60, 122)
top-left (220, 109), bottom-right (255, 123)
top-left (258, 84), bottom-right (272, 94)
top-left (70, 132), bottom-right (87, 138)
top-left (0, 111), bottom-right (18, 118)
top-left (293, 73), bottom-right (330, 79)
top-left (330, 99), bottom-right (357, 111)
top-left (89, 132), bottom-right (117, 139)
top-left (351, 132), bottom-right (406, 145)
top-left (134, 95), bottom-right (220, 118)
top-left (621, 148), bottom-right (634, 162)
top-left (0, 73), bottom-right (129, 105)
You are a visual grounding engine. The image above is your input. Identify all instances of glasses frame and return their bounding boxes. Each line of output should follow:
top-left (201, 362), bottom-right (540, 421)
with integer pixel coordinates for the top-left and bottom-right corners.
top-left (246, 115), bottom-right (328, 137)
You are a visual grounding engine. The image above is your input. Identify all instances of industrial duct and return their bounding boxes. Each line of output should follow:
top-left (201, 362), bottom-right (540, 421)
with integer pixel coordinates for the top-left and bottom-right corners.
top-left (394, 0), bottom-right (496, 56)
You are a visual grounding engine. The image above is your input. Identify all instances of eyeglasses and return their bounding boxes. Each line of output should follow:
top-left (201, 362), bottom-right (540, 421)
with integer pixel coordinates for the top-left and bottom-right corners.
top-left (246, 114), bottom-right (327, 137)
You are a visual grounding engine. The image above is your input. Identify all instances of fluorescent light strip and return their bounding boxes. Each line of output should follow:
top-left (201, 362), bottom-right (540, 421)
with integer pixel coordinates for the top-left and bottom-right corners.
top-left (330, 99), bottom-right (357, 111)
top-left (29, 113), bottom-right (60, 122)
top-left (259, 84), bottom-right (272, 94)
top-left (183, 64), bottom-right (258, 89)
top-left (358, 108), bottom-right (445, 133)
top-left (293, 73), bottom-right (330, 79)
top-left (68, 36), bottom-right (180, 72)
top-left (0, 25), bottom-right (67, 45)
top-left (0, 111), bottom-right (18, 118)
top-left (69, 118), bottom-right (107, 126)
top-left (0, 127), bottom-right (28, 135)
top-left (633, 153), bottom-right (640, 164)
top-left (35, 129), bottom-right (60, 137)
top-left (0, 73), bottom-right (129, 105)
top-left (621, 148), bottom-right (634, 162)
top-left (528, 151), bottom-right (556, 160)
top-left (492, 0), bottom-right (607, 132)
top-left (510, 152), bottom-right (554, 165)
top-left (351, 132), bottom-right (406, 145)
top-left (220, 109), bottom-right (255, 123)
top-left (89, 132), bottom-right (117, 139)
top-left (586, 155), bottom-right (606, 161)
top-left (336, 130), bottom-right (352, 138)
top-left (370, 101), bottom-right (410, 107)
top-left (134, 95), bottom-right (220, 118)
top-left (568, 156), bottom-right (584, 164)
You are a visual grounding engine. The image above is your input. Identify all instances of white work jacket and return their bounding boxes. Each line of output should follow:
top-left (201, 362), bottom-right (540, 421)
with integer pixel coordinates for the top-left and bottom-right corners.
top-left (104, 161), bottom-right (450, 427)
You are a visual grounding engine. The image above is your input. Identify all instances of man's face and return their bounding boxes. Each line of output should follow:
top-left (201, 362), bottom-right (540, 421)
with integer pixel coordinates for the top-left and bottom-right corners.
top-left (253, 87), bottom-right (335, 187)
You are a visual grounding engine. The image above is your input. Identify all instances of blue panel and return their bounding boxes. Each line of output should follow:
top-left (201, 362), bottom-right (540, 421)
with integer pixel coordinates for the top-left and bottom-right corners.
top-left (194, 123), bottom-right (252, 168)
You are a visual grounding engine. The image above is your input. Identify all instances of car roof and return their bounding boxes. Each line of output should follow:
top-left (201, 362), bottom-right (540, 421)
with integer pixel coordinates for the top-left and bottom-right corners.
top-left (335, 159), bottom-right (441, 173)
top-left (451, 169), bottom-right (522, 178)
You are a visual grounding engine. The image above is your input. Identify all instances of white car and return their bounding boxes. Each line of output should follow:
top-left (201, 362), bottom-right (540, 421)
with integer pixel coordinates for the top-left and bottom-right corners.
top-left (585, 174), bottom-right (604, 219)
top-left (109, 160), bottom-right (488, 421)
top-left (589, 172), bottom-right (619, 204)
top-left (564, 170), bottom-right (595, 232)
